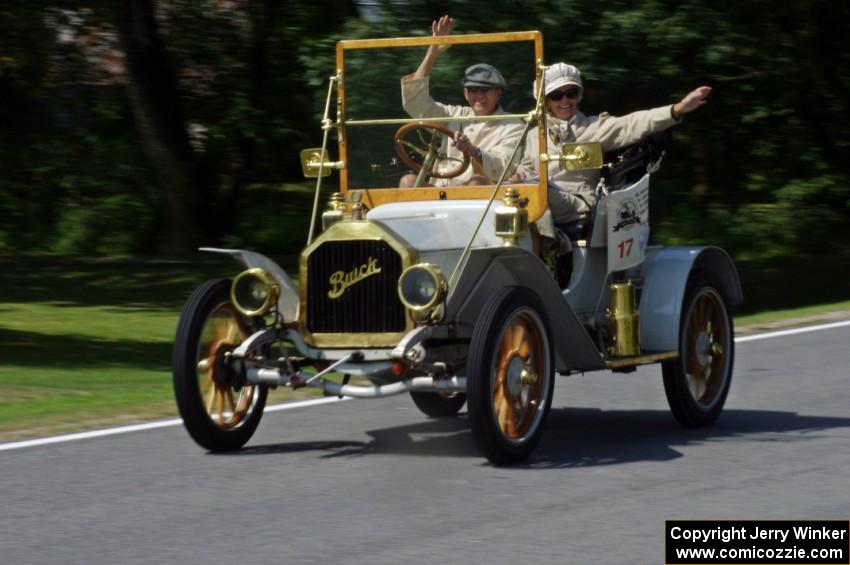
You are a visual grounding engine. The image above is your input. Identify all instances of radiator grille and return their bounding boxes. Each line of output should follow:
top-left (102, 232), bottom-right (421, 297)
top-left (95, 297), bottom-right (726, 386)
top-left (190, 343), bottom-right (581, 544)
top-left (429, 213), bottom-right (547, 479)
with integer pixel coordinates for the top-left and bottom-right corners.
top-left (306, 240), bottom-right (405, 334)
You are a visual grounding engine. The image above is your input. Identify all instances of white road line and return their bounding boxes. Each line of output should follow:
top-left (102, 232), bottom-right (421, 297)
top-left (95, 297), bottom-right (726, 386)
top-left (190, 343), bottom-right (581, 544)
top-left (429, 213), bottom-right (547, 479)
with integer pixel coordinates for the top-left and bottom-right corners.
top-left (0, 396), bottom-right (346, 452)
top-left (735, 320), bottom-right (850, 343)
top-left (1, 319), bottom-right (849, 452)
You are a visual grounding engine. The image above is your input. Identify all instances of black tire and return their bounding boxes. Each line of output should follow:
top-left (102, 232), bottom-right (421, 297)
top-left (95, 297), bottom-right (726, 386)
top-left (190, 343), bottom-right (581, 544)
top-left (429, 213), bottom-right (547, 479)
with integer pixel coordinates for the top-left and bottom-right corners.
top-left (466, 287), bottom-right (555, 464)
top-left (409, 391), bottom-right (467, 418)
top-left (662, 271), bottom-right (734, 427)
top-left (172, 279), bottom-right (268, 451)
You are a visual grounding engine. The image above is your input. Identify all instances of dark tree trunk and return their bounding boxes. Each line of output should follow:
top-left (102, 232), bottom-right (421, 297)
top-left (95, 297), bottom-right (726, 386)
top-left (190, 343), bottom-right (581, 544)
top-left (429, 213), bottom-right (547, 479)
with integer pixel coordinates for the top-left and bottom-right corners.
top-left (115, 0), bottom-right (210, 255)
top-left (218, 0), bottom-right (278, 238)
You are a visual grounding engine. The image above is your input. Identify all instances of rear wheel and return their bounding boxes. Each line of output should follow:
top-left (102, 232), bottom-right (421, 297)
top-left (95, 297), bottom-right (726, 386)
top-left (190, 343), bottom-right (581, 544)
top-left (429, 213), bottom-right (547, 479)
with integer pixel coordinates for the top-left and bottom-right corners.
top-left (172, 279), bottom-right (268, 451)
top-left (409, 391), bottom-right (467, 418)
top-left (662, 272), bottom-right (734, 427)
top-left (467, 287), bottom-right (555, 464)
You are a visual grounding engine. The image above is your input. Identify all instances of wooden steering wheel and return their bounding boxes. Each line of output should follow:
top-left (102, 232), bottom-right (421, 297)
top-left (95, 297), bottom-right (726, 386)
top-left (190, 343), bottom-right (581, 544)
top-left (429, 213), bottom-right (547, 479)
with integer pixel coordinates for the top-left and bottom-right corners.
top-left (394, 122), bottom-right (471, 179)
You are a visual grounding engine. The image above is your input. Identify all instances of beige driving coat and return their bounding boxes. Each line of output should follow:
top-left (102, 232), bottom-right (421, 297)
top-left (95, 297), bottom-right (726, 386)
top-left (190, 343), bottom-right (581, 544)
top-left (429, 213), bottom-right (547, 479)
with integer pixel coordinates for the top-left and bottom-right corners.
top-left (517, 105), bottom-right (680, 224)
top-left (401, 74), bottom-right (524, 186)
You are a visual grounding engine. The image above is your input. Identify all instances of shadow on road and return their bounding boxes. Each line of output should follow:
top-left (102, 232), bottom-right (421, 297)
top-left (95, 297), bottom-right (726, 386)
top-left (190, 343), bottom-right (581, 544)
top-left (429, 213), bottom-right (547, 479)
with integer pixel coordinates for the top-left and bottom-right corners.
top-left (214, 440), bottom-right (368, 457)
top-left (219, 408), bottom-right (850, 466)
top-left (529, 407), bottom-right (850, 469)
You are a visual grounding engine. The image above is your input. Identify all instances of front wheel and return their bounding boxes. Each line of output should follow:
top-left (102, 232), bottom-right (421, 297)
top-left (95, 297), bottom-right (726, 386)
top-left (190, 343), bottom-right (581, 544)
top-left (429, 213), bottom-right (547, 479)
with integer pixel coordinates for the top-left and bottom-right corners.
top-left (662, 272), bottom-right (734, 427)
top-left (172, 279), bottom-right (268, 451)
top-left (467, 287), bottom-right (555, 464)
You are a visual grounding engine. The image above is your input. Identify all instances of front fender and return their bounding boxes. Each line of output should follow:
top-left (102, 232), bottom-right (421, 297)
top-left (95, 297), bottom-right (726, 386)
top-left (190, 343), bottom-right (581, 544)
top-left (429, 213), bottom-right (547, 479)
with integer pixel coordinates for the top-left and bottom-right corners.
top-left (445, 247), bottom-right (606, 372)
top-left (199, 247), bottom-right (299, 322)
top-left (640, 246), bottom-right (743, 351)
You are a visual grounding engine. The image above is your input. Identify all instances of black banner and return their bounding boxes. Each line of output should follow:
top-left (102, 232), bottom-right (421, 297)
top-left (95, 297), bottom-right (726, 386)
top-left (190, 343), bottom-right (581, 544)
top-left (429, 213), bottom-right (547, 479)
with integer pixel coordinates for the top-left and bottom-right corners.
top-left (666, 520), bottom-right (850, 564)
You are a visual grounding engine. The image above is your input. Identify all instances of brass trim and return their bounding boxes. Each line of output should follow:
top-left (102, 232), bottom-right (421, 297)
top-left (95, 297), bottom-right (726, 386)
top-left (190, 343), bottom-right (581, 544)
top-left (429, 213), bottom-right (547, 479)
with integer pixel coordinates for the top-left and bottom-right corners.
top-left (358, 184), bottom-right (547, 224)
top-left (397, 263), bottom-right (447, 312)
top-left (298, 220), bottom-right (418, 348)
top-left (338, 31), bottom-right (542, 50)
top-left (540, 142), bottom-right (604, 171)
top-left (328, 256), bottom-right (383, 299)
top-left (307, 72), bottom-right (341, 245)
top-left (300, 148), bottom-right (344, 178)
top-left (607, 281), bottom-right (641, 357)
top-left (494, 187), bottom-right (529, 247)
top-left (605, 350), bottom-right (678, 369)
top-left (322, 192), bottom-right (346, 231)
top-left (331, 31), bottom-right (548, 222)
top-left (230, 268), bottom-right (279, 317)
top-left (344, 114), bottom-right (531, 127)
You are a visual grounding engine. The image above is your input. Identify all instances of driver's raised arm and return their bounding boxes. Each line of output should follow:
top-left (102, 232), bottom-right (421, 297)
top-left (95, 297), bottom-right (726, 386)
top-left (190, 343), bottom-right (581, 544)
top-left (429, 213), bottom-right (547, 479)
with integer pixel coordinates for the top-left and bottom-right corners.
top-left (401, 15), bottom-right (462, 120)
top-left (399, 15), bottom-right (522, 185)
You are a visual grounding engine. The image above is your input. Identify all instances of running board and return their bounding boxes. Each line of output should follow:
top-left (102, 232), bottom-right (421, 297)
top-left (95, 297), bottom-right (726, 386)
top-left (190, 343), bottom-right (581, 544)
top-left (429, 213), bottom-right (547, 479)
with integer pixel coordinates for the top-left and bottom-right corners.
top-left (605, 350), bottom-right (678, 369)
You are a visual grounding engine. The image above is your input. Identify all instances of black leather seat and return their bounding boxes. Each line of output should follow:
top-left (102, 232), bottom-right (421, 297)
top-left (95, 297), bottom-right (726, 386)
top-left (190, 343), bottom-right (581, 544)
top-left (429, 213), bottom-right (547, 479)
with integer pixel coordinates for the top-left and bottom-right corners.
top-left (603, 129), bottom-right (671, 190)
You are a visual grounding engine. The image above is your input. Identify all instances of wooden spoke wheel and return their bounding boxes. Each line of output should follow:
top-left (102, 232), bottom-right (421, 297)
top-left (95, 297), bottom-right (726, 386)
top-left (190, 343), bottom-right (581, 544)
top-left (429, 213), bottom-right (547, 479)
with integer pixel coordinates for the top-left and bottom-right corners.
top-left (173, 279), bottom-right (268, 451)
top-left (467, 287), bottom-right (554, 464)
top-left (663, 272), bottom-right (734, 427)
top-left (394, 122), bottom-right (470, 179)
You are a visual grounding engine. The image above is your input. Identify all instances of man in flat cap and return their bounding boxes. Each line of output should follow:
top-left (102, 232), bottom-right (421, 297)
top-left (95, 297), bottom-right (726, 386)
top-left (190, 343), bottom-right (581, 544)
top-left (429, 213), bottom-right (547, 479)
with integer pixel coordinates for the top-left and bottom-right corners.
top-left (400, 15), bottom-right (523, 187)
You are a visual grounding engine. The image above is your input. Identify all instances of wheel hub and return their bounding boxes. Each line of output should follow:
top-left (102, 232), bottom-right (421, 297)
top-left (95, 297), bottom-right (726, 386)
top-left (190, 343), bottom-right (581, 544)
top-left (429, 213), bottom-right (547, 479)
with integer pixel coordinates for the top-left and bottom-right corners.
top-left (695, 331), bottom-right (711, 367)
top-left (520, 365), bottom-right (538, 386)
top-left (506, 355), bottom-right (525, 396)
top-left (210, 341), bottom-right (239, 388)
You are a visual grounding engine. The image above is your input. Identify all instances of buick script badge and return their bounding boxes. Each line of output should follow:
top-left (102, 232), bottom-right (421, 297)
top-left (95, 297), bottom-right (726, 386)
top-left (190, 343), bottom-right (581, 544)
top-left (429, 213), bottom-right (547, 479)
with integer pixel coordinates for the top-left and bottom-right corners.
top-left (328, 257), bottom-right (382, 299)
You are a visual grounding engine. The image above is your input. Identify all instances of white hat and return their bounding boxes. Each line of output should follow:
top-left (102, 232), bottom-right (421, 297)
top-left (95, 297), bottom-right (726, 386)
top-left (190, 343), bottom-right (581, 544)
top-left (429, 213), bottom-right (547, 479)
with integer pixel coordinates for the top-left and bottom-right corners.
top-left (533, 63), bottom-right (583, 99)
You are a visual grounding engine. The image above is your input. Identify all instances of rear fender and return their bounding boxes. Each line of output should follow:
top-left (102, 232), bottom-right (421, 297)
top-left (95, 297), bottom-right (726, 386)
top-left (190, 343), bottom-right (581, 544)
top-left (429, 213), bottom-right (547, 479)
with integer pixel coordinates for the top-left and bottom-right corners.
top-left (640, 246), bottom-right (742, 351)
top-left (199, 247), bottom-right (299, 323)
top-left (446, 247), bottom-right (606, 372)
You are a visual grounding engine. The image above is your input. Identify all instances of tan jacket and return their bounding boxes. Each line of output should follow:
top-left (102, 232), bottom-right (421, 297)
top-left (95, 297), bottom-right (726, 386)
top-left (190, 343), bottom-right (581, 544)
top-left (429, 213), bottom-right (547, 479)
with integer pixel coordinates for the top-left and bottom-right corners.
top-left (518, 105), bottom-right (680, 223)
top-left (401, 74), bottom-right (524, 186)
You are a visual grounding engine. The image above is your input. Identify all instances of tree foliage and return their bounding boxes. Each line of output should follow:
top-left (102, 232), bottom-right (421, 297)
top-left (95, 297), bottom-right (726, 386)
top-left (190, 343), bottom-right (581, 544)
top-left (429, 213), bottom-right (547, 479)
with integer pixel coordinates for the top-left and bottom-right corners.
top-left (1, 0), bottom-right (848, 258)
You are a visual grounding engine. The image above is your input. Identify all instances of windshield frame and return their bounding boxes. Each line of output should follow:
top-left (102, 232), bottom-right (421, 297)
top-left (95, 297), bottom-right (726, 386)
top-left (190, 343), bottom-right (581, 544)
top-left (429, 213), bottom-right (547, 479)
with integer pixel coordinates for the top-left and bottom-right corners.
top-left (331, 31), bottom-right (549, 222)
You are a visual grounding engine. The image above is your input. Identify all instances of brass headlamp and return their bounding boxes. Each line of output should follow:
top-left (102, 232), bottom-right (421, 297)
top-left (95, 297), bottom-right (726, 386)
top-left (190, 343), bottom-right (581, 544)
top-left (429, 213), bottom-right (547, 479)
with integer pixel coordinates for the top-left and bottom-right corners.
top-left (231, 268), bottom-right (279, 317)
top-left (397, 263), bottom-right (447, 314)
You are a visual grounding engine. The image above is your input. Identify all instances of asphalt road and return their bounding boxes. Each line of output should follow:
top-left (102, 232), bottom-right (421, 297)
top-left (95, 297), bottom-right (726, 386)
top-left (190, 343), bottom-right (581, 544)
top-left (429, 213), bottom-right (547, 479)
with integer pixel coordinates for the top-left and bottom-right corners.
top-left (2, 323), bottom-right (849, 565)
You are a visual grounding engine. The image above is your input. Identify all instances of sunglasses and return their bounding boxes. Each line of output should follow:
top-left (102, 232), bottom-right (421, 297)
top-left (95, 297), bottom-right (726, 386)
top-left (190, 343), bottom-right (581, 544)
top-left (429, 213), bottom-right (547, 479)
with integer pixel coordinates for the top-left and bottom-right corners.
top-left (466, 86), bottom-right (495, 94)
top-left (548, 88), bottom-right (579, 101)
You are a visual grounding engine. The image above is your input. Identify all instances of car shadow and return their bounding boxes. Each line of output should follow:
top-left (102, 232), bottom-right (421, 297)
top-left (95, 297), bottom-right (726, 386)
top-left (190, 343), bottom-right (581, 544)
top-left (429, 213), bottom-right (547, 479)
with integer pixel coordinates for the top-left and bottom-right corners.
top-left (528, 407), bottom-right (849, 469)
top-left (213, 440), bottom-right (368, 457)
top-left (222, 408), bottom-right (850, 467)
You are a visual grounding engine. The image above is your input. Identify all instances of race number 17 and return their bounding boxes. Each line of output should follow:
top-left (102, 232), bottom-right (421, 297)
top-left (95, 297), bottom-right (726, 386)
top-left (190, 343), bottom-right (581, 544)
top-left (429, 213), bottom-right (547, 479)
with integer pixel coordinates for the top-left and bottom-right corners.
top-left (617, 238), bottom-right (634, 258)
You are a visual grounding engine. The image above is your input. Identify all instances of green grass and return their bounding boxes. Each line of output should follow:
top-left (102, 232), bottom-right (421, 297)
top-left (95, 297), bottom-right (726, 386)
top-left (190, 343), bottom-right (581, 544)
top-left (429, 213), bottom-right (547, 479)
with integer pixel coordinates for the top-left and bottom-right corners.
top-left (735, 300), bottom-right (850, 328)
top-left (0, 255), bottom-right (305, 441)
top-left (1, 254), bottom-right (849, 442)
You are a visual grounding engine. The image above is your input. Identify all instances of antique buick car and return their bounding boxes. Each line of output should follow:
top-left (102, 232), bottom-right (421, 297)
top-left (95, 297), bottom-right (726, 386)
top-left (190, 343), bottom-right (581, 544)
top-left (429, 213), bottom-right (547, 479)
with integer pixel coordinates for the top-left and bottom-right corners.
top-left (172, 31), bottom-right (742, 464)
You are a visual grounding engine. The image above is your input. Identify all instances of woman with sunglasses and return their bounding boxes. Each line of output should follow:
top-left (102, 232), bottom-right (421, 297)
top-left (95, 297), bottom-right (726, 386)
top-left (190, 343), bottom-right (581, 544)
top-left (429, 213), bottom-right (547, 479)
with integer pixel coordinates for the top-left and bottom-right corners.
top-left (514, 62), bottom-right (712, 226)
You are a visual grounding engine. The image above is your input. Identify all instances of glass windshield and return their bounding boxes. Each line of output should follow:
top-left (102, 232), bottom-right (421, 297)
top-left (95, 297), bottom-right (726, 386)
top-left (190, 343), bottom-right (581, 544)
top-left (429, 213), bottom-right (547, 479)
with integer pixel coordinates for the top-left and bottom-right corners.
top-left (339, 36), bottom-right (538, 190)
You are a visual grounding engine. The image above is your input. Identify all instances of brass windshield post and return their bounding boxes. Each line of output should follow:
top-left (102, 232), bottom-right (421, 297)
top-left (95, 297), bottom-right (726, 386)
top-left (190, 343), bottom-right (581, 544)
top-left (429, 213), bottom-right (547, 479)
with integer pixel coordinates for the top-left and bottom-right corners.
top-left (307, 72), bottom-right (341, 245)
top-left (535, 60), bottom-right (549, 190)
